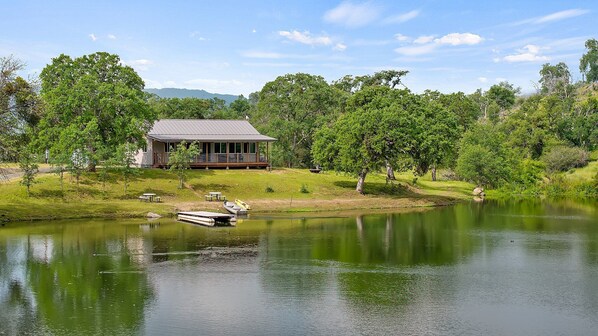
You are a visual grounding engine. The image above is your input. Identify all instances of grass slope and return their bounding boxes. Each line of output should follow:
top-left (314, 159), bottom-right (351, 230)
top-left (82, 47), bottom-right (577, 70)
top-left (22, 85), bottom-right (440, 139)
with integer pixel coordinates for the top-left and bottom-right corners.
top-left (0, 168), bottom-right (473, 222)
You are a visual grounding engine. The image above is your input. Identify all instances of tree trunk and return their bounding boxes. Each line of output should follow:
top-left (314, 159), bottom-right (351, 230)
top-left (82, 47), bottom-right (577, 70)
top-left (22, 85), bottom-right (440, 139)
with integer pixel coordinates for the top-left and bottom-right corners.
top-left (431, 164), bottom-right (437, 181)
top-left (356, 168), bottom-right (368, 194)
top-left (385, 161), bottom-right (396, 181)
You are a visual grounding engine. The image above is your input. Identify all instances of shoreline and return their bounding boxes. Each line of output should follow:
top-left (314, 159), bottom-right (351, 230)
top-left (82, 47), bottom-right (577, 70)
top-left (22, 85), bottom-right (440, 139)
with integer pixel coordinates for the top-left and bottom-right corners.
top-left (1, 196), bottom-right (465, 223)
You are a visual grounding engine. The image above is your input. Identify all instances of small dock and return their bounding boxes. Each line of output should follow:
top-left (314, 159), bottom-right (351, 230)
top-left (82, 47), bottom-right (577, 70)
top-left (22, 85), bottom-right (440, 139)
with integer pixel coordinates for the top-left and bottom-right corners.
top-left (177, 211), bottom-right (237, 227)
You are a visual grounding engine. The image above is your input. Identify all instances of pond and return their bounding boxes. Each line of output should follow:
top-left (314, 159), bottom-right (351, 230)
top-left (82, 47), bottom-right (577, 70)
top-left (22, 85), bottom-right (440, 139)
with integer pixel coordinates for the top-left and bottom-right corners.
top-left (1, 200), bottom-right (597, 335)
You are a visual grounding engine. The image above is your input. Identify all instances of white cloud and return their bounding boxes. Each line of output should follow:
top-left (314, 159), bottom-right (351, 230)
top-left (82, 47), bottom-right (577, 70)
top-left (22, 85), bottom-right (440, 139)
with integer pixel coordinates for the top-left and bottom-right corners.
top-left (89, 33), bottom-right (97, 41)
top-left (511, 9), bottom-right (590, 26)
top-left (107, 34), bottom-right (117, 40)
top-left (394, 34), bottom-right (410, 42)
top-left (334, 43), bottom-right (347, 51)
top-left (252, 29), bottom-right (257, 33)
top-left (383, 10), bottom-right (420, 24)
top-left (394, 44), bottom-right (437, 56)
top-left (414, 35), bottom-right (435, 44)
top-left (503, 44), bottom-right (549, 62)
top-left (164, 80), bottom-right (176, 86)
top-left (534, 9), bottom-right (589, 24)
top-left (478, 77), bottom-right (488, 83)
top-left (435, 33), bottom-right (483, 46)
top-left (278, 30), bottom-right (332, 46)
top-left (394, 32), bottom-right (483, 57)
top-left (127, 59), bottom-right (154, 71)
top-left (323, 1), bottom-right (380, 28)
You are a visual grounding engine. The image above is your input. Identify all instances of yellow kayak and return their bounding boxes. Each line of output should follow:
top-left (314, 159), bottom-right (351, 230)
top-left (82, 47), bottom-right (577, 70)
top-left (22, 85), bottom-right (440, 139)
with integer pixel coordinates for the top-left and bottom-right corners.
top-left (235, 199), bottom-right (251, 210)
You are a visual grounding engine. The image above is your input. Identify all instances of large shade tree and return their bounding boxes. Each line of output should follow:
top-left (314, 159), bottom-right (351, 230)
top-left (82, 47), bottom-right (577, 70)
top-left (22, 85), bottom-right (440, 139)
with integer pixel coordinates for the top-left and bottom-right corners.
top-left (0, 55), bottom-right (41, 161)
top-left (254, 73), bottom-right (341, 168)
top-left (35, 52), bottom-right (155, 171)
top-left (312, 86), bottom-right (416, 194)
top-left (580, 38), bottom-right (598, 83)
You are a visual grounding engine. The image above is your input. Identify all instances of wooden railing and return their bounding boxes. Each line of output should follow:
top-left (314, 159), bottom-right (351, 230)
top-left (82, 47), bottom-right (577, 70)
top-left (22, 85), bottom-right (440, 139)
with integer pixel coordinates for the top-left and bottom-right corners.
top-left (153, 152), bottom-right (266, 165)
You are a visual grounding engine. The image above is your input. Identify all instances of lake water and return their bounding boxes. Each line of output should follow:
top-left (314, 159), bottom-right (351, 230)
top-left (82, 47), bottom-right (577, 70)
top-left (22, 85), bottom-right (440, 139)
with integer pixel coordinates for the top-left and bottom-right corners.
top-left (1, 200), bottom-right (597, 335)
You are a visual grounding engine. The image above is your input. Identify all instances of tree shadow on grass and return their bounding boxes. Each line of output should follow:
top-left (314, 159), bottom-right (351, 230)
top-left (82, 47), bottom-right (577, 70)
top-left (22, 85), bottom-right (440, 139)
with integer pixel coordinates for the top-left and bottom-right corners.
top-left (333, 180), bottom-right (457, 205)
top-left (34, 189), bottom-right (66, 199)
top-left (190, 183), bottom-right (231, 193)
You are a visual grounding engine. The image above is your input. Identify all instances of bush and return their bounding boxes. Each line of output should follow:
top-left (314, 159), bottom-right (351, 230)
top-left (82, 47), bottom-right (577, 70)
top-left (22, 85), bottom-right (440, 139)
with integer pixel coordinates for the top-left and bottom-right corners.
top-left (265, 186), bottom-right (274, 193)
top-left (299, 184), bottom-right (309, 193)
top-left (542, 146), bottom-right (588, 173)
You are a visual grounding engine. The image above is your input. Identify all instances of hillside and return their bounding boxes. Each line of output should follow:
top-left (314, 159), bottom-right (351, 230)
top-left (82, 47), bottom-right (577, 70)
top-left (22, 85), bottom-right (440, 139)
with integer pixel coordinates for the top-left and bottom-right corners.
top-left (145, 88), bottom-right (239, 105)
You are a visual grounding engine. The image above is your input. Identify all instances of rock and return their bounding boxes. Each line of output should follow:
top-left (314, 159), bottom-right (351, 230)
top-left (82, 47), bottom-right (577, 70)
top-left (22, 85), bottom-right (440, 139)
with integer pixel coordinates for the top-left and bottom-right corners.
top-left (472, 187), bottom-right (485, 197)
top-left (146, 212), bottom-right (161, 218)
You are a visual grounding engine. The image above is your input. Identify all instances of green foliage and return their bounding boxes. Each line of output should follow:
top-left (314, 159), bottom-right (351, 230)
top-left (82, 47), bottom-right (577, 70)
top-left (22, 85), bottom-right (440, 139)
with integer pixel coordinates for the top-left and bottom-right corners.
top-left (542, 146), bottom-right (588, 173)
top-left (18, 148), bottom-right (38, 196)
top-left (299, 184), bottom-right (309, 193)
top-left (313, 86), bottom-right (416, 193)
top-left (456, 123), bottom-right (515, 188)
top-left (254, 73), bottom-right (341, 167)
top-left (1, 55), bottom-right (41, 161)
top-left (487, 81), bottom-right (520, 112)
top-left (265, 186), bottom-right (274, 193)
top-left (35, 52), bottom-right (155, 171)
top-left (413, 91), bottom-right (461, 175)
top-left (168, 141), bottom-right (200, 189)
top-left (579, 38), bottom-right (598, 83)
top-left (114, 143), bottom-right (140, 195)
top-left (539, 62), bottom-right (572, 97)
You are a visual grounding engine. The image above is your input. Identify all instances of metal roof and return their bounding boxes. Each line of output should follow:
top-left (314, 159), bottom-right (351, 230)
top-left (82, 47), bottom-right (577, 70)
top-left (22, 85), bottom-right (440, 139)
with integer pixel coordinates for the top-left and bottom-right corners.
top-left (148, 119), bottom-right (276, 142)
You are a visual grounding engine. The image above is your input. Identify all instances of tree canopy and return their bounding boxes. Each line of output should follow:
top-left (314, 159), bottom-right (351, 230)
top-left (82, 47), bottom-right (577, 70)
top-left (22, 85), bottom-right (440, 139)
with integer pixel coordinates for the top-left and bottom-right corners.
top-left (313, 86), bottom-right (418, 193)
top-left (254, 73), bottom-right (341, 168)
top-left (0, 55), bottom-right (41, 160)
top-left (35, 52), bottom-right (155, 171)
top-left (580, 38), bottom-right (598, 83)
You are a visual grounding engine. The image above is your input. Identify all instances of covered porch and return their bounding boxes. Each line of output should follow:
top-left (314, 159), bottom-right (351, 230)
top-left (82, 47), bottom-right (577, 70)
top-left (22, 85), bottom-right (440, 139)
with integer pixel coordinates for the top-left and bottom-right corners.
top-left (150, 141), bottom-right (272, 169)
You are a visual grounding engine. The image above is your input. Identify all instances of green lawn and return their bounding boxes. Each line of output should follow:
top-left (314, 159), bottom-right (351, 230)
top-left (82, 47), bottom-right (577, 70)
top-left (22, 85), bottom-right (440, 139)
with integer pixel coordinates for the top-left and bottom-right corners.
top-left (0, 167), bottom-right (473, 222)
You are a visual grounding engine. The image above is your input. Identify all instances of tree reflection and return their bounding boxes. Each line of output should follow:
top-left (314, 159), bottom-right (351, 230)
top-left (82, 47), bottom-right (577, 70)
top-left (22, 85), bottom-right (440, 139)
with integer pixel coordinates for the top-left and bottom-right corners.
top-left (25, 232), bottom-right (153, 335)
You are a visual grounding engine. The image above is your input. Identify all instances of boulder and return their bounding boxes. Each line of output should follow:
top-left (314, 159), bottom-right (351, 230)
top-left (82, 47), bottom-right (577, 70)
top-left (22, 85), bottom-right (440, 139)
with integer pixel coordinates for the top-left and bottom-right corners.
top-left (472, 187), bottom-right (485, 197)
top-left (146, 212), bottom-right (161, 218)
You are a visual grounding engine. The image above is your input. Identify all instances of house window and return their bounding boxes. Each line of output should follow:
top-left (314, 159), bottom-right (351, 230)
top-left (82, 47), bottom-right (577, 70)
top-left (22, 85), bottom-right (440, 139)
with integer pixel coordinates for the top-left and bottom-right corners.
top-left (249, 143), bottom-right (256, 153)
top-left (141, 143), bottom-right (148, 153)
top-left (214, 142), bottom-right (226, 153)
top-left (228, 142), bottom-right (242, 153)
top-left (165, 142), bottom-right (177, 152)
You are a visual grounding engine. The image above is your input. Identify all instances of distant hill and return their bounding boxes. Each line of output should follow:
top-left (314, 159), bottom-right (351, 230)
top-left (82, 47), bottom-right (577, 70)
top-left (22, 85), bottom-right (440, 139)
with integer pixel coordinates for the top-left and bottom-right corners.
top-left (145, 88), bottom-right (239, 105)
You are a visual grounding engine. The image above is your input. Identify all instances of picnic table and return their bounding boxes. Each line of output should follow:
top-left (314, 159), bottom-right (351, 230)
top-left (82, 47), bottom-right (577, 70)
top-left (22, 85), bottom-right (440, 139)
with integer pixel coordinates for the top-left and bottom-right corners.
top-left (139, 193), bottom-right (161, 202)
top-left (205, 191), bottom-right (226, 201)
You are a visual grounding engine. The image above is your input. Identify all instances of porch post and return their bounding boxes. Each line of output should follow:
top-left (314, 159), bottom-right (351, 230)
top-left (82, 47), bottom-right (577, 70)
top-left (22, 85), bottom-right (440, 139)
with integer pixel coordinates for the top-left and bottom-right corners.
top-left (256, 142), bottom-right (259, 163)
top-left (226, 142), bottom-right (229, 168)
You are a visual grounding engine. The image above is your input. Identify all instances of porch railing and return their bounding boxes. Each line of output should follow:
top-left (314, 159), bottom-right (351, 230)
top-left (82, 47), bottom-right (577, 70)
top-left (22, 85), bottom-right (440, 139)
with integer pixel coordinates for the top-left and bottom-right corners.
top-left (153, 152), bottom-right (266, 165)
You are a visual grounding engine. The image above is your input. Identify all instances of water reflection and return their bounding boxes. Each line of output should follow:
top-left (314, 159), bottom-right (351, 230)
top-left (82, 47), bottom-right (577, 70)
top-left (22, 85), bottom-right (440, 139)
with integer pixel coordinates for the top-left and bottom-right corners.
top-left (0, 200), bottom-right (597, 335)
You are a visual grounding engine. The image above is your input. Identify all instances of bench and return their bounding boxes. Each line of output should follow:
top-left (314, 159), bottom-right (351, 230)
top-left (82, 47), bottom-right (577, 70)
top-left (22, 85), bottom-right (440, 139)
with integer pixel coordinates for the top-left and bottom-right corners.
top-left (205, 195), bottom-right (214, 201)
top-left (154, 196), bottom-right (161, 203)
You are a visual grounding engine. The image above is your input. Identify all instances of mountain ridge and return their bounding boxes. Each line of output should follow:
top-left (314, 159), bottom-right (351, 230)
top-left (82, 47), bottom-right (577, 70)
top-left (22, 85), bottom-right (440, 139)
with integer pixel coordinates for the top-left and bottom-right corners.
top-left (145, 88), bottom-right (240, 105)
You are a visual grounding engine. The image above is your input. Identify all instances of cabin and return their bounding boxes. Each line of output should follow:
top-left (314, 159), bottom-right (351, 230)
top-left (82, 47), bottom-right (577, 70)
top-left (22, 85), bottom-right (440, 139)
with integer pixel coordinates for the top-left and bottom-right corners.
top-left (135, 119), bottom-right (276, 169)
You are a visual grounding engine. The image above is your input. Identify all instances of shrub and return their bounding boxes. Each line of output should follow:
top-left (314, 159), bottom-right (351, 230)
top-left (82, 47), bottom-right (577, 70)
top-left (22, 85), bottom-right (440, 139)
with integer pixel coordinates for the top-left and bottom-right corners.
top-left (542, 146), bottom-right (588, 173)
top-left (265, 186), bottom-right (274, 193)
top-left (299, 184), bottom-right (309, 193)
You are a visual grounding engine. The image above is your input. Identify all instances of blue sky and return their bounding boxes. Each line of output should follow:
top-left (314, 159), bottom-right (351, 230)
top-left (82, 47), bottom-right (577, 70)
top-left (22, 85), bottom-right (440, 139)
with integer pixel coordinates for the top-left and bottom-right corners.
top-left (1, 0), bottom-right (595, 96)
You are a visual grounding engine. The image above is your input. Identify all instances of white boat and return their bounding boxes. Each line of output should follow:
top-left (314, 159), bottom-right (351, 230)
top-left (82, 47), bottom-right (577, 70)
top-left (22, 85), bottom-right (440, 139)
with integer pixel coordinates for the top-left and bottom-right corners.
top-left (177, 211), bottom-right (236, 227)
top-left (235, 199), bottom-right (251, 210)
top-left (223, 201), bottom-right (248, 215)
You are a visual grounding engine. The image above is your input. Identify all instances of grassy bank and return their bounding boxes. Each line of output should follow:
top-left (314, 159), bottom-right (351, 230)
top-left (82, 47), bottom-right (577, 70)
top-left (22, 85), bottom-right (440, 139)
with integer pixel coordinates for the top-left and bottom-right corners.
top-left (0, 168), bottom-right (473, 222)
